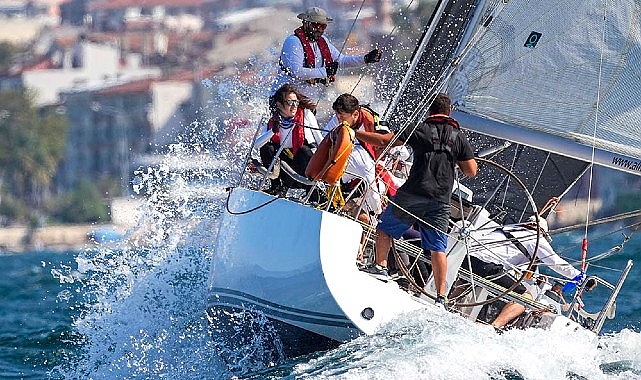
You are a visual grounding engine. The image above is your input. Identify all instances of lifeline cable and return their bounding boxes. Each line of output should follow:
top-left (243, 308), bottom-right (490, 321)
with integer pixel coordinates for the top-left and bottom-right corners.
top-left (580, 0), bottom-right (610, 272)
top-left (310, 0), bottom-right (366, 108)
top-left (349, 0), bottom-right (418, 94)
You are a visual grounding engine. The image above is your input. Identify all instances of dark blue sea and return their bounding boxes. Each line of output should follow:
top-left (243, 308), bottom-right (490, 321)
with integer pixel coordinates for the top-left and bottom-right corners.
top-left (1, 218), bottom-right (641, 379)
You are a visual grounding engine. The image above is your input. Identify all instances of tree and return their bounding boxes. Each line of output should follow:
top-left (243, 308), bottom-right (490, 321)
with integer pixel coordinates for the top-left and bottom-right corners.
top-left (0, 89), bottom-right (68, 211)
top-left (50, 179), bottom-right (110, 224)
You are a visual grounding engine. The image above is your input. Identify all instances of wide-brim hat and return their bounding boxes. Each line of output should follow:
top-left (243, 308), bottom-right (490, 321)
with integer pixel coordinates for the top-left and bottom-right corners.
top-left (297, 7), bottom-right (334, 24)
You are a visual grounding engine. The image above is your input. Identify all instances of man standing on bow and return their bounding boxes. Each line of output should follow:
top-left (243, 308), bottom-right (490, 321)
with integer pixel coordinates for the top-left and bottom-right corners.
top-left (271, 7), bottom-right (382, 100)
top-left (353, 93), bottom-right (478, 308)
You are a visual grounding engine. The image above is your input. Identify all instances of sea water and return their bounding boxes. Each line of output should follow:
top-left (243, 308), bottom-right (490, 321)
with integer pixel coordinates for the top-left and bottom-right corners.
top-left (2, 77), bottom-right (641, 379)
top-left (1, 196), bottom-right (641, 379)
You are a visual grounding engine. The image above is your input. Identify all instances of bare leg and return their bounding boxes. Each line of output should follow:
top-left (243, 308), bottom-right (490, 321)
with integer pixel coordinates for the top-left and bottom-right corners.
top-left (431, 250), bottom-right (447, 296)
top-left (355, 212), bottom-right (370, 262)
top-left (357, 212), bottom-right (370, 224)
top-left (375, 229), bottom-right (392, 268)
top-left (491, 292), bottom-right (532, 328)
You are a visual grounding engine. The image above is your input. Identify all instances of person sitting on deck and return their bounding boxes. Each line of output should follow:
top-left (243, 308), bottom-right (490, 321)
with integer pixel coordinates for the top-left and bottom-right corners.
top-left (255, 83), bottom-right (323, 196)
top-left (463, 216), bottom-right (593, 329)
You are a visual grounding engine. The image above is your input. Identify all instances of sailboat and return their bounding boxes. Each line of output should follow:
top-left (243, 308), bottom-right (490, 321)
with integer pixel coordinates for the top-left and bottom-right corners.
top-left (206, 0), bottom-right (640, 365)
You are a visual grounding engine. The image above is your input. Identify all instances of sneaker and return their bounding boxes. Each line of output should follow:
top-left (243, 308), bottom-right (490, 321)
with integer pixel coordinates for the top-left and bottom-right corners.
top-left (389, 272), bottom-right (406, 281)
top-left (361, 263), bottom-right (389, 280)
top-left (435, 294), bottom-right (449, 309)
top-left (395, 277), bottom-right (411, 291)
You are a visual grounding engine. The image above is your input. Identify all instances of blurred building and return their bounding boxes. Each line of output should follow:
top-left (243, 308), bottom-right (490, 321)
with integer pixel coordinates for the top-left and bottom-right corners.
top-left (0, 0), bottom-right (395, 197)
top-left (58, 67), bottom-right (217, 193)
top-left (18, 34), bottom-right (161, 106)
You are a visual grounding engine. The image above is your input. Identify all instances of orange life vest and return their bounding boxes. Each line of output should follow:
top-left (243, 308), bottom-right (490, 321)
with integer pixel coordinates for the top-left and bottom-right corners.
top-left (351, 107), bottom-right (378, 160)
top-left (305, 121), bottom-right (355, 184)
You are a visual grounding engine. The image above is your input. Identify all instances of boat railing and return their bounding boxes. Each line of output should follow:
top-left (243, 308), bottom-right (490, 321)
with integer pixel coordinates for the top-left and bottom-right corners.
top-left (455, 266), bottom-right (557, 313)
top-left (376, 229), bottom-right (560, 315)
top-left (250, 156), bottom-right (316, 188)
top-left (566, 260), bottom-right (633, 334)
top-left (339, 169), bottom-right (373, 219)
top-left (342, 201), bottom-right (630, 334)
top-left (298, 170), bottom-right (378, 226)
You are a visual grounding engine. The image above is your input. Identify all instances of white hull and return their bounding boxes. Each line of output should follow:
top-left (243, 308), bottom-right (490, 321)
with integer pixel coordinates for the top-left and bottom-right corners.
top-left (208, 187), bottom-right (427, 343)
top-left (207, 188), bottom-right (629, 355)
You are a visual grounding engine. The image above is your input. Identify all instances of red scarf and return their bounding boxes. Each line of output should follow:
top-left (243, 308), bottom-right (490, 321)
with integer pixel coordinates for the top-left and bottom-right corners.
top-left (294, 26), bottom-right (334, 80)
top-left (268, 107), bottom-right (306, 155)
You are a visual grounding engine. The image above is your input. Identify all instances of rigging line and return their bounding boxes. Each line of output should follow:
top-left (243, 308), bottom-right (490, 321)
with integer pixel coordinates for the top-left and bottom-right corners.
top-left (585, 240), bottom-right (628, 264)
top-left (337, 0), bottom-right (366, 59)
top-left (384, 0), bottom-right (490, 122)
top-left (236, 107), bottom-right (270, 189)
top-left (555, 219), bottom-right (641, 261)
top-left (546, 164), bottom-right (592, 217)
top-left (337, 0), bottom-right (366, 97)
top-left (552, 209), bottom-right (641, 235)
top-left (376, 71), bottom-right (453, 163)
top-left (350, 0), bottom-right (418, 94)
top-left (519, 152), bottom-right (551, 221)
top-left (380, 1), bottom-right (511, 161)
top-left (499, 145), bottom-right (522, 210)
top-left (378, 2), bottom-right (497, 158)
top-left (584, 262), bottom-right (624, 272)
top-left (382, 0), bottom-right (446, 120)
top-left (224, 187), bottom-right (280, 215)
top-left (385, 0), bottom-right (417, 38)
top-left (310, 0), bottom-right (366, 107)
top-left (582, 0), bottom-right (609, 259)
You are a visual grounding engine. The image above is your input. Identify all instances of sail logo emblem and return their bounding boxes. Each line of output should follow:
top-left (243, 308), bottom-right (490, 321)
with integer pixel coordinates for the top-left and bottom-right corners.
top-left (524, 31), bottom-right (542, 48)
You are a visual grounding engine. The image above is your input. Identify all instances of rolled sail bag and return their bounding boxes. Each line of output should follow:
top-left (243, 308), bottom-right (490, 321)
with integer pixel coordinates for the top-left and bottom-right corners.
top-left (305, 121), bottom-right (355, 184)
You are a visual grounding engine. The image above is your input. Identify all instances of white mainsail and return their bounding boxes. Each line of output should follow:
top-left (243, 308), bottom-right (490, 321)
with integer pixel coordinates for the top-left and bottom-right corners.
top-left (448, 0), bottom-right (641, 176)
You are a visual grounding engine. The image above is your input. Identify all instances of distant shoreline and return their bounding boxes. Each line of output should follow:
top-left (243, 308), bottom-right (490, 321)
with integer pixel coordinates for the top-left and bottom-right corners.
top-left (0, 224), bottom-right (105, 253)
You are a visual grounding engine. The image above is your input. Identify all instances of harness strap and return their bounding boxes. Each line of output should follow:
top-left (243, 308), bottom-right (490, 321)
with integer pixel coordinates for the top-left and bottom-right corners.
top-left (502, 229), bottom-right (539, 279)
top-left (427, 119), bottom-right (458, 156)
top-left (502, 229), bottom-right (533, 261)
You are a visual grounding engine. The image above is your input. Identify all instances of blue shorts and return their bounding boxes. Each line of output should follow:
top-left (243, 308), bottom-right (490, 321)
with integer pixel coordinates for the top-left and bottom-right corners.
top-left (377, 194), bottom-right (449, 252)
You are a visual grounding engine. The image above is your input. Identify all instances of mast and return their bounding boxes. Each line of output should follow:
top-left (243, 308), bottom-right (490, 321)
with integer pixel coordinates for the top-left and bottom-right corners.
top-left (383, 0), bottom-right (480, 130)
top-left (382, 0), bottom-right (449, 121)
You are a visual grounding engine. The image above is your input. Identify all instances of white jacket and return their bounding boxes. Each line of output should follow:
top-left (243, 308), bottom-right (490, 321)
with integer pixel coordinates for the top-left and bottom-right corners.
top-left (468, 226), bottom-right (581, 280)
top-left (270, 34), bottom-right (366, 100)
top-left (254, 108), bottom-right (323, 150)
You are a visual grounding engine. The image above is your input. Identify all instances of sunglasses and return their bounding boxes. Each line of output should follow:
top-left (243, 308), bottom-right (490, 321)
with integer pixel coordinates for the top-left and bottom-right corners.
top-left (310, 22), bottom-right (327, 31)
top-left (284, 99), bottom-right (300, 107)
